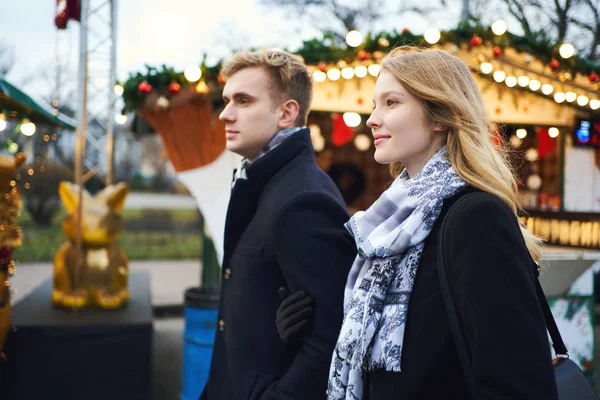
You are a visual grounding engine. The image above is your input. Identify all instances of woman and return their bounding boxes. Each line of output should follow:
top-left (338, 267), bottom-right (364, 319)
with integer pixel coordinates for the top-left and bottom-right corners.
top-left (276, 46), bottom-right (558, 399)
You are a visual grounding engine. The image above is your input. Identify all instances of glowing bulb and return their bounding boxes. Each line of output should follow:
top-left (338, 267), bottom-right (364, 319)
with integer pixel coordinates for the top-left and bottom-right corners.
top-left (541, 84), bottom-right (554, 95)
top-left (491, 20), bottom-right (508, 35)
top-left (559, 44), bottom-right (575, 59)
top-left (548, 127), bottom-right (560, 138)
top-left (113, 84), bottom-right (124, 96)
top-left (590, 99), bottom-right (600, 110)
top-left (517, 76), bottom-right (530, 87)
top-left (505, 76), bottom-right (517, 87)
top-left (565, 92), bottom-right (576, 102)
top-left (554, 92), bottom-right (566, 103)
top-left (20, 119), bottom-right (36, 136)
top-left (312, 70), bottom-right (326, 82)
top-left (343, 112), bottom-right (361, 128)
top-left (354, 134), bottom-right (371, 151)
top-left (345, 30), bottom-right (364, 47)
top-left (7, 142), bottom-right (18, 154)
top-left (341, 67), bottom-right (355, 80)
top-left (480, 62), bottom-right (493, 74)
top-left (115, 113), bottom-right (128, 124)
top-left (516, 129), bottom-right (527, 139)
top-left (0, 114), bottom-right (5, 132)
top-left (577, 96), bottom-right (589, 106)
top-left (493, 71), bottom-right (506, 82)
top-left (424, 28), bottom-right (441, 44)
top-left (327, 68), bottom-right (341, 81)
top-left (529, 80), bottom-right (541, 91)
top-left (354, 65), bottom-right (367, 78)
top-left (184, 65), bottom-right (201, 82)
top-left (368, 64), bottom-right (380, 77)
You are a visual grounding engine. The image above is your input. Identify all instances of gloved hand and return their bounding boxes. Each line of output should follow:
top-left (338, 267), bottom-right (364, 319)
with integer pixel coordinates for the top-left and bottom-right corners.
top-left (275, 287), bottom-right (313, 343)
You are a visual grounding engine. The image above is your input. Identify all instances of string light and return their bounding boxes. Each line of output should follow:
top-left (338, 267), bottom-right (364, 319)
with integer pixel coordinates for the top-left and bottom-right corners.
top-left (516, 129), bottom-right (527, 139)
top-left (541, 84), bottom-right (554, 95)
top-left (354, 66), bottom-right (368, 78)
top-left (565, 92), bottom-right (577, 103)
top-left (343, 112), bottom-right (361, 127)
top-left (312, 70), bottom-right (326, 82)
top-left (327, 68), bottom-right (341, 81)
top-left (548, 127), bottom-right (560, 138)
top-left (529, 80), bottom-right (541, 91)
top-left (492, 20), bottom-right (508, 35)
top-left (341, 67), bottom-right (355, 80)
top-left (559, 44), bottom-right (575, 59)
top-left (480, 62), bottom-right (493, 74)
top-left (493, 71), bottom-right (506, 82)
top-left (184, 65), bottom-right (201, 82)
top-left (554, 92), bottom-right (566, 103)
top-left (577, 96), bottom-right (589, 106)
top-left (20, 119), bottom-right (36, 136)
top-left (424, 28), bottom-right (441, 44)
top-left (345, 30), bottom-right (364, 47)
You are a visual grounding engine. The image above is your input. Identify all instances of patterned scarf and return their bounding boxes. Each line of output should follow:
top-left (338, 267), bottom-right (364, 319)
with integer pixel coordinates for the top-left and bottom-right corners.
top-left (231, 127), bottom-right (303, 187)
top-left (327, 147), bottom-right (466, 400)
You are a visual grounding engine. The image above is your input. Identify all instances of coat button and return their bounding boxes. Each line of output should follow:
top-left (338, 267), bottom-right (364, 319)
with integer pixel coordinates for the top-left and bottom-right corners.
top-left (218, 319), bottom-right (225, 332)
top-left (224, 268), bottom-right (232, 279)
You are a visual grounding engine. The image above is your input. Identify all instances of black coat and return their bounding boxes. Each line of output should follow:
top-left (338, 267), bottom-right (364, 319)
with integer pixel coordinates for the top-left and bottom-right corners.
top-left (200, 129), bottom-right (356, 400)
top-left (366, 188), bottom-right (558, 399)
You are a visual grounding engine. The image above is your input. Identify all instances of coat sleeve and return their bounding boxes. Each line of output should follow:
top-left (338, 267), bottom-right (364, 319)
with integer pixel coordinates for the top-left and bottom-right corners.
top-left (444, 193), bottom-right (558, 400)
top-left (258, 191), bottom-right (356, 400)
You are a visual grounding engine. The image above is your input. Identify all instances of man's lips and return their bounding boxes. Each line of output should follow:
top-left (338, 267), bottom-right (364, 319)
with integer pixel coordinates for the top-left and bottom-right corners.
top-left (225, 130), bottom-right (239, 139)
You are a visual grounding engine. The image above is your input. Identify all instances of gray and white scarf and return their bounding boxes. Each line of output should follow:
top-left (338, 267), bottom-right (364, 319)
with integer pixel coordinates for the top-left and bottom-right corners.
top-left (327, 147), bottom-right (466, 400)
top-left (231, 127), bottom-right (303, 186)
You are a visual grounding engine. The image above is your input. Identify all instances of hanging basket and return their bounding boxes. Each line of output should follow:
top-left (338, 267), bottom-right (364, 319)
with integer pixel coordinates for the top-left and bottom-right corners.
top-left (139, 91), bottom-right (226, 172)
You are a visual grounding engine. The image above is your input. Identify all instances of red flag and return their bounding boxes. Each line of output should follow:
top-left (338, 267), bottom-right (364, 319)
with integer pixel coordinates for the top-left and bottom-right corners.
top-left (536, 127), bottom-right (554, 159)
top-left (331, 114), bottom-right (354, 147)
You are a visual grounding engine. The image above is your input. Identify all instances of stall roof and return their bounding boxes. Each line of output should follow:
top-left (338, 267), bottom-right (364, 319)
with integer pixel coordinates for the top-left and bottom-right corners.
top-left (0, 76), bottom-right (76, 130)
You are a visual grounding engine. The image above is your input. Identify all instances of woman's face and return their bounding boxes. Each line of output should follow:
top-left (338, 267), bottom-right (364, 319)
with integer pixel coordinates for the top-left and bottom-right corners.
top-left (367, 70), bottom-right (445, 177)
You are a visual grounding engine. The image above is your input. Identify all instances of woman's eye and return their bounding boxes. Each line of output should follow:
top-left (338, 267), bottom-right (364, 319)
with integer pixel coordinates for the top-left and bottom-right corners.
top-left (387, 99), bottom-right (398, 106)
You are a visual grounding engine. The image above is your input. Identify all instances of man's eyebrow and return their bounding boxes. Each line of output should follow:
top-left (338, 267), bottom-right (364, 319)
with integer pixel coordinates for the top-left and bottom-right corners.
top-left (223, 92), bottom-right (256, 100)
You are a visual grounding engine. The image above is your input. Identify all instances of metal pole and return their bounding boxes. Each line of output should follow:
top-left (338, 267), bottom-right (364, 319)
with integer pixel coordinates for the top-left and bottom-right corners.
top-left (106, 0), bottom-right (117, 186)
top-left (74, 0), bottom-right (90, 291)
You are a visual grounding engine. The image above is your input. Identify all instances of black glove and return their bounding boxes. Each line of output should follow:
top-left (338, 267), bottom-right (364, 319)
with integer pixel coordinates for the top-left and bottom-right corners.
top-left (275, 287), bottom-right (313, 343)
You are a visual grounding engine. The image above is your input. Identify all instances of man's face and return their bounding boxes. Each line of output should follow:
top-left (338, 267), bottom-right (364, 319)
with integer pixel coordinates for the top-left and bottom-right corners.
top-left (219, 67), bottom-right (283, 160)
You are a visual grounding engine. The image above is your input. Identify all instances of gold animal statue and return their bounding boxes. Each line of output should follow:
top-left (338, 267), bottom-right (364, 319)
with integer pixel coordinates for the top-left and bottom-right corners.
top-left (52, 181), bottom-right (130, 310)
top-left (0, 152), bottom-right (25, 355)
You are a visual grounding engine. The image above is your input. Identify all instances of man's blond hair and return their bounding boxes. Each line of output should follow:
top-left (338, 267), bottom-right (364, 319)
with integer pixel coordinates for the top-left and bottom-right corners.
top-left (221, 48), bottom-right (312, 126)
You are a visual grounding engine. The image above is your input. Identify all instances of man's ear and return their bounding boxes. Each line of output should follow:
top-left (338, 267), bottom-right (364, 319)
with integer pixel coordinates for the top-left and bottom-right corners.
top-left (277, 99), bottom-right (300, 129)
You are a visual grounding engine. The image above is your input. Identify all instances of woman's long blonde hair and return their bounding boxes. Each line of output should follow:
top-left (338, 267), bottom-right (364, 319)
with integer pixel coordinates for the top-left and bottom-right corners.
top-left (382, 46), bottom-right (542, 260)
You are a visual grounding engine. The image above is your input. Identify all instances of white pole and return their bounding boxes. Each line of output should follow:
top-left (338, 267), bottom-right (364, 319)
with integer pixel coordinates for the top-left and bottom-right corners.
top-left (106, 0), bottom-right (117, 186)
top-left (74, 0), bottom-right (90, 291)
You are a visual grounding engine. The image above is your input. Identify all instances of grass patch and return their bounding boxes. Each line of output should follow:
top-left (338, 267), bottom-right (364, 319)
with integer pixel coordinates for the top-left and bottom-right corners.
top-left (15, 208), bottom-right (203, 262)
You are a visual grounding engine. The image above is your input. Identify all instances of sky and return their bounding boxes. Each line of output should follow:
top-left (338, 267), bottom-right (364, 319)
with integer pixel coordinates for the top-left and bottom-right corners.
top-left (0, 0), bottom-right (461, 104)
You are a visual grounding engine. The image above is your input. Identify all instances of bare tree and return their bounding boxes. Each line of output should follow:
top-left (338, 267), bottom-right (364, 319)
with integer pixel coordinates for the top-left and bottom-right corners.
top-left (570, 0), bottom-right (600, 60)
top-left (0, 43), bottom-right (15, 77)
top-left (259, 0), bottom-right (435, 43)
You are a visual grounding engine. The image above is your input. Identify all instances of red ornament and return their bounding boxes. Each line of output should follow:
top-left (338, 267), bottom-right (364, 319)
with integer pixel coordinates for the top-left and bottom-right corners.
top-left (55, 0), bottom-right (81, 30)
top-left (492, 47), bottom-right (503, 58)
top-left (470, 35), bottom-right (483, 47)
top-left (548, 59), bottom-right (560, 72)
top-left (317, 62), bottom-right (327, 72)
top-left (402, 28), bottom-right (410, 34)
top-left (138, 81), bottom-right (152, 94)
top-left (218, 74), bottom-right (225, 84)
top-left (357, 50), bottom-right (369, 61)
top-left (331, 114), bottom-right (354, 147)
top-left (168, 82), bottom-right (181, 95)
top-left (589, 72), bottom-right (600, 84)
top-left (0, 248), bottom-right (12, 261)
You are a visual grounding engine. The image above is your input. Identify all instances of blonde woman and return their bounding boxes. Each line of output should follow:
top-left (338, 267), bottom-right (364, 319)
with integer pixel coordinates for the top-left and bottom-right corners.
top-left (276, 46), bottom-right (558, 399)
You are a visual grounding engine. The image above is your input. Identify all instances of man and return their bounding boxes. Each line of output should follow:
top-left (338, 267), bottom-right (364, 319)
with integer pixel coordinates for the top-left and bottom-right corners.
top-left (199, 48), bottom-right (356, 400)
